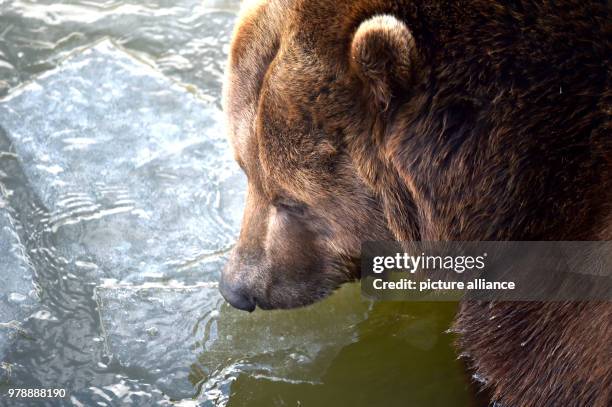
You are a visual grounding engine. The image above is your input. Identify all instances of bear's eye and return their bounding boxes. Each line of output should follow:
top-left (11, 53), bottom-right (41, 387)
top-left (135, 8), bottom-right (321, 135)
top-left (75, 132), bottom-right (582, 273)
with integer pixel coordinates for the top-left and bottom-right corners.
top-left (273, 198), bottom-right (306, 216)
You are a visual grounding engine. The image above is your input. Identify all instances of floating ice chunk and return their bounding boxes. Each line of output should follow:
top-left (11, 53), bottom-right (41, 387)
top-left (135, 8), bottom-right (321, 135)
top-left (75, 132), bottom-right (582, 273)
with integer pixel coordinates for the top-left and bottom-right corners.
top-left (0, 40), bottom-right (246, 284)
top-left (0, 203), bottom-right (36, 362)
top-left (96, 284), bottom-right (222, 399)
top-left (96, 284), bottom-right (370, 401)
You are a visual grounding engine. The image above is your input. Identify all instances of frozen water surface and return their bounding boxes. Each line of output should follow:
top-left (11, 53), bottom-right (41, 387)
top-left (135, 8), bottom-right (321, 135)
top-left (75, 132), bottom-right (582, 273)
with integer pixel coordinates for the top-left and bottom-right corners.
top-left (0, 40), bottom-right (244, 285)
top-left (0, 39), bottom-right (249, 401)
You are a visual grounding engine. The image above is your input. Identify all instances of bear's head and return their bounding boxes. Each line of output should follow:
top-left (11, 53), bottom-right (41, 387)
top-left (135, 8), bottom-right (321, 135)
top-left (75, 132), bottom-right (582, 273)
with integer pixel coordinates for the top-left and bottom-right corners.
top-left (219, 1), bottom-right (420, 311)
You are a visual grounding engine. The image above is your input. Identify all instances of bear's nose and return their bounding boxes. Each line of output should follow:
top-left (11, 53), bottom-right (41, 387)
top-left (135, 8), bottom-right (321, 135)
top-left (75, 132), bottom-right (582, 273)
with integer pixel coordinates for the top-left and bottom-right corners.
top-left (219, 277), bottom-right (256, 312)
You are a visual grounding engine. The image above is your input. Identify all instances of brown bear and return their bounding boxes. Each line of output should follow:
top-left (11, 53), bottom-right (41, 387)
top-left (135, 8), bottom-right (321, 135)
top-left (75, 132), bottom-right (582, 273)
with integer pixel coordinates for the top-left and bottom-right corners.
top-left (220, 1), bottom-right (611, 406)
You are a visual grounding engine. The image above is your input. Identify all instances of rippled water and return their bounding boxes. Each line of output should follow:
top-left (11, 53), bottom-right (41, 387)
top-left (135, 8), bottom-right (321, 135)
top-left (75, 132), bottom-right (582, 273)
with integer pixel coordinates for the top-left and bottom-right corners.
top-left (0, 1), bottom-right (481, 406)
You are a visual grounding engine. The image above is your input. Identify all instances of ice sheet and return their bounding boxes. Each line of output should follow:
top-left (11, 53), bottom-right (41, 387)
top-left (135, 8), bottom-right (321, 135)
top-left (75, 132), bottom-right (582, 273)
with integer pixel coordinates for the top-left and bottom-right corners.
top-left (0, 39), bottom-right (247, 397)
top-left (95, 284), bottom-right (370, 401)
top-left (0, 40), bottom-right (246, 285)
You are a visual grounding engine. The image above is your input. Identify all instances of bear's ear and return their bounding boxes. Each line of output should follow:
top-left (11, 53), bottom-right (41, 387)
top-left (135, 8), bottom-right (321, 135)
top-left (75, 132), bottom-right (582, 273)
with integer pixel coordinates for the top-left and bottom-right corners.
top-left (350, 15), bottom-right (417, 111)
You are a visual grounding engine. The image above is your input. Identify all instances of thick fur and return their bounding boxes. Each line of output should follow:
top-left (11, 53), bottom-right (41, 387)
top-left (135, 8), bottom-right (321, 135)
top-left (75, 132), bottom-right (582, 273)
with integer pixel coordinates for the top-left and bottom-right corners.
top-left (222, 1), bottom-right (611, 406)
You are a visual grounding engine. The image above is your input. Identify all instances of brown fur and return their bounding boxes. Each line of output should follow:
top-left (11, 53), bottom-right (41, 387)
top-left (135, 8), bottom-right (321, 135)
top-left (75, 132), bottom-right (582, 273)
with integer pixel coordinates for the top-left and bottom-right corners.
top-left (222, 1), bottom-right (611, 406)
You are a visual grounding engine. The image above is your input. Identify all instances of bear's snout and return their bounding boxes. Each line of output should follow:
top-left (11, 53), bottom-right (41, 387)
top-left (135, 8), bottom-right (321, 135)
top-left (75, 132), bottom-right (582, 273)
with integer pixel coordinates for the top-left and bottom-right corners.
top-left (219, 274), bottom-right (256, 312)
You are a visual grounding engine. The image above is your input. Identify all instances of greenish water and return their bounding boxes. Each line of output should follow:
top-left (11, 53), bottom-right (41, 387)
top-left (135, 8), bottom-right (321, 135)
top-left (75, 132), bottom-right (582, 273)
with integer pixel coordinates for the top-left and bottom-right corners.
top-left (228, 299), bottom-right (479, 407)
top-left (0, 1), bottom-right (482, 406)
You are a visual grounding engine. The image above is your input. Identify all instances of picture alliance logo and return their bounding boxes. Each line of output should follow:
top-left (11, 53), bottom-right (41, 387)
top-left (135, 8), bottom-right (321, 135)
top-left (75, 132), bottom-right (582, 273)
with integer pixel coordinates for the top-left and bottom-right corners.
top-left (371, 252), bottom-right (488, 274)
